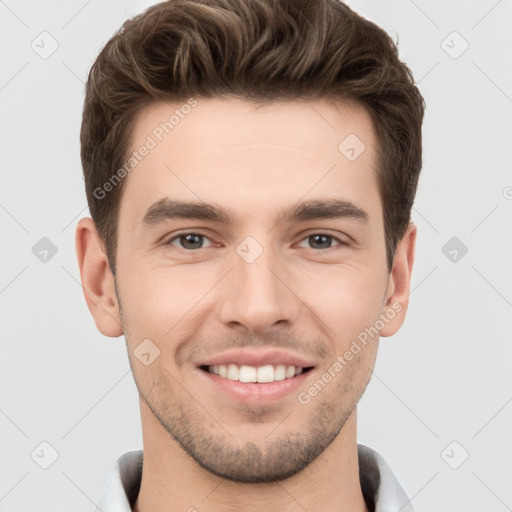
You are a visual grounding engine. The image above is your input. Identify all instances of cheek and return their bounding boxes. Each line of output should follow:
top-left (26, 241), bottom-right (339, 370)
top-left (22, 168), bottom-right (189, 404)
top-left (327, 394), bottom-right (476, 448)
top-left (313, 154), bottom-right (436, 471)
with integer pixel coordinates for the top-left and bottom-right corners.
top-left (302, 264), bottom-right (387, 341)
top-left (119, 265), bottom-right (217, 343)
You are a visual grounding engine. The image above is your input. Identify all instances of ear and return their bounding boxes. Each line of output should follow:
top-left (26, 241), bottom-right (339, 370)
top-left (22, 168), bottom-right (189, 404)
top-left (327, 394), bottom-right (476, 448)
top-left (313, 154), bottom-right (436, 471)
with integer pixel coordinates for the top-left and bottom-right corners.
top-left (379, 222), bottom-right (417, 337)
top-left (75, 217), bottom-right (123, 337)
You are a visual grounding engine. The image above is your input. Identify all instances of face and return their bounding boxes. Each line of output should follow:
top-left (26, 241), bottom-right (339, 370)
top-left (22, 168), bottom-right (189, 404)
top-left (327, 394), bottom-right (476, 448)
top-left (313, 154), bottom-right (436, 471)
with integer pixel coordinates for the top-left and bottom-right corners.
top-left (112, 97), bottom-right (396, 482)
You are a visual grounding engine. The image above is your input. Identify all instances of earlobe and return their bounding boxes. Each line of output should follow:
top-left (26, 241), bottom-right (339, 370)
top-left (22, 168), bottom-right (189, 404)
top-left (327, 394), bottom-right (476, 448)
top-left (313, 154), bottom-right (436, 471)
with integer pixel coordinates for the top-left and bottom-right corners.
top-left (379, 222), bottom-right (417, 338)
top-left (75, 217), bottom-right (124, 338)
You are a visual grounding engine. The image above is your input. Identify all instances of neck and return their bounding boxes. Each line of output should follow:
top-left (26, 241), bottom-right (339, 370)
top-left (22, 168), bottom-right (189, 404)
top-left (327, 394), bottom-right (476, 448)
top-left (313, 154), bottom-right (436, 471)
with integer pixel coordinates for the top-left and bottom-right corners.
top-left (133, 401), bottom-right (368, 512)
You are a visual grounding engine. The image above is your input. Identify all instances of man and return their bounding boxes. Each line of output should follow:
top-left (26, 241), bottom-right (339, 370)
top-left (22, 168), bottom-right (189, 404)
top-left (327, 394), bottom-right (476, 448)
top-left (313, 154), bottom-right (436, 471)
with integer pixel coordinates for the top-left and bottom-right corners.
top-left (75, 0), bottom-right (424, 510)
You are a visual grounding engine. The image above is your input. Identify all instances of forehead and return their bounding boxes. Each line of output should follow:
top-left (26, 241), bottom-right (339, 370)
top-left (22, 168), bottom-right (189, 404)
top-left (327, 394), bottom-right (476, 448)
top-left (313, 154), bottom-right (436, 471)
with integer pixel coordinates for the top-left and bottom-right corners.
top-left (119, 97), bottom-right (380, 228)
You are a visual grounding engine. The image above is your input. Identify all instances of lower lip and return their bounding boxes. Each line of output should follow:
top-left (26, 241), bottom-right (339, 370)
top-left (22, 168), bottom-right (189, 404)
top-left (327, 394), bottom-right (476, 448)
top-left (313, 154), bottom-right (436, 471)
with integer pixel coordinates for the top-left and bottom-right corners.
top-left (198, 368), bottom-right (314, 405)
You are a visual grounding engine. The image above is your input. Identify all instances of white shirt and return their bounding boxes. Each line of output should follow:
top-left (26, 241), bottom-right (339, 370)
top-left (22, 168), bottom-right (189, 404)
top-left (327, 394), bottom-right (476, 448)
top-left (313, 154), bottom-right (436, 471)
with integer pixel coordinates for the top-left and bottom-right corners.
top-left (94, 444), bottom-right (414, 512)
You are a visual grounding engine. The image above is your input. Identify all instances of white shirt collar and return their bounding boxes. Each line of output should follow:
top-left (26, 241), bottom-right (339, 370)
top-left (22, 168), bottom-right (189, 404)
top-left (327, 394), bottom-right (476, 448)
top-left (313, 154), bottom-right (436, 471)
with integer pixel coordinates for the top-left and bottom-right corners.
top-left (95, 445), bottom-right (414, 512)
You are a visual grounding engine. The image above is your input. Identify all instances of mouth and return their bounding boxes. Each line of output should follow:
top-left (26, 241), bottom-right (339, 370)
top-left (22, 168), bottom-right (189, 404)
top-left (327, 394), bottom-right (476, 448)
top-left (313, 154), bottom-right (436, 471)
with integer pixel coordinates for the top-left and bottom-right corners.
top-left (197, 359), bottom-right (316, 405)
top-left (196, 349), bottom-right (318, 404)
top-left (199, 363), bottom-right (314, 383)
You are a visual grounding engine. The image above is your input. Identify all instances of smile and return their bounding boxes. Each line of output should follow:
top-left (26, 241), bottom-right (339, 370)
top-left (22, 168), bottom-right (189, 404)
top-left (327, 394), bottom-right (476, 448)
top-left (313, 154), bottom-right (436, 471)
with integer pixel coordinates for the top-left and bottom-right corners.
top-left (202, 364), bottom-right (314, 383)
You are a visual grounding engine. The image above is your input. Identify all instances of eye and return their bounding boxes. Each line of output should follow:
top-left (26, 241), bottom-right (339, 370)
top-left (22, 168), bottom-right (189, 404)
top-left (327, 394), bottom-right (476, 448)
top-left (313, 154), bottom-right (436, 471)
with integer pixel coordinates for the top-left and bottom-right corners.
top-left (297, 233), bottom-right (347, 250)
top-left (165, 232), bottom-right (215, 250)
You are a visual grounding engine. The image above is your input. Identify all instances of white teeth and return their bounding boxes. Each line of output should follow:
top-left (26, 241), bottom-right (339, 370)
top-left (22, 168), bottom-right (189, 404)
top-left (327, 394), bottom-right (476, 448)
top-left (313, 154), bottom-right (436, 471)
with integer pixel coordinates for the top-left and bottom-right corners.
top-left (207, 363), bottom-right (306, 383)
top-left (239, 365), bottom-right (257, 382)
top-left (257, 365), bottom-right (274, 383)
top-left (285, 365), bottom-right (296, 378)
top-left (274, 364), bottom-right (286, 381)
top-left (226, 363), bottom-right (238, 381)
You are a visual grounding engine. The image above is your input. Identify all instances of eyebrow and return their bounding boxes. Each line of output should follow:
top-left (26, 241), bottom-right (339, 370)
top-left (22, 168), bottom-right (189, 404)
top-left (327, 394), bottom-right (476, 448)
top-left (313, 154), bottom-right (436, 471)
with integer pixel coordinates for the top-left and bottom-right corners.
top-left (141, 198), bottom-right (369, 229)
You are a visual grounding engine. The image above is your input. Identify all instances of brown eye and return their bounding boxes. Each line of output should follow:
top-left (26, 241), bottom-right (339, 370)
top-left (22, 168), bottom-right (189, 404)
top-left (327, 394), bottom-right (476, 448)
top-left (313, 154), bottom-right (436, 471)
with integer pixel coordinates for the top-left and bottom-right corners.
top-left (166, 233), bottom-right (213, 250)
top-left (297, 233), bottom-right (346, 250)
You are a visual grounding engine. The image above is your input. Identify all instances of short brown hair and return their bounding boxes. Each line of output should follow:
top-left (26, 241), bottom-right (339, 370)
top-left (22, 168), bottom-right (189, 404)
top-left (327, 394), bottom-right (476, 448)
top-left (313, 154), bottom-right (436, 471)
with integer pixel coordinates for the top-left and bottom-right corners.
top-left (80, 0), bottom-right (425, 275)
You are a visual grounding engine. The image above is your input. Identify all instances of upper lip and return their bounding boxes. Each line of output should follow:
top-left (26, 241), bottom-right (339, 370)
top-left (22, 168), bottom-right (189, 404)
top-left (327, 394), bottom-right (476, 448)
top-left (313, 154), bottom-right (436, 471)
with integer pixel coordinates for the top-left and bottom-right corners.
top-left (199, 349), bottom-right (317, 368)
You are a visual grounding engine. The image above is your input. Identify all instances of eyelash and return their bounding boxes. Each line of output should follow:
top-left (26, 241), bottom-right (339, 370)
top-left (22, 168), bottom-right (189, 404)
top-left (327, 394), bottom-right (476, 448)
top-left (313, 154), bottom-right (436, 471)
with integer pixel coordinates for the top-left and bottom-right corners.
top-left (164, 231), bottom-right (349, 251)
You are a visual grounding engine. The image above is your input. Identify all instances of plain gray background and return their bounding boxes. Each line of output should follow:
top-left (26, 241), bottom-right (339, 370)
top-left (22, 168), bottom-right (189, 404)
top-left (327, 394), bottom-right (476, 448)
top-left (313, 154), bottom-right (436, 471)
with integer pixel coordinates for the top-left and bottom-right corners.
top-left (1, 0), bottom-right (511, 510)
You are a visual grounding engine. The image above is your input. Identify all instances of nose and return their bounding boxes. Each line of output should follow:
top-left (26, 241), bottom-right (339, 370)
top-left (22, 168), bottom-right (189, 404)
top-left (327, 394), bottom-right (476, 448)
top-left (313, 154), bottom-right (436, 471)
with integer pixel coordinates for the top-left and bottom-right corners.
top-left (216, 240), bottom-right (302, 336)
